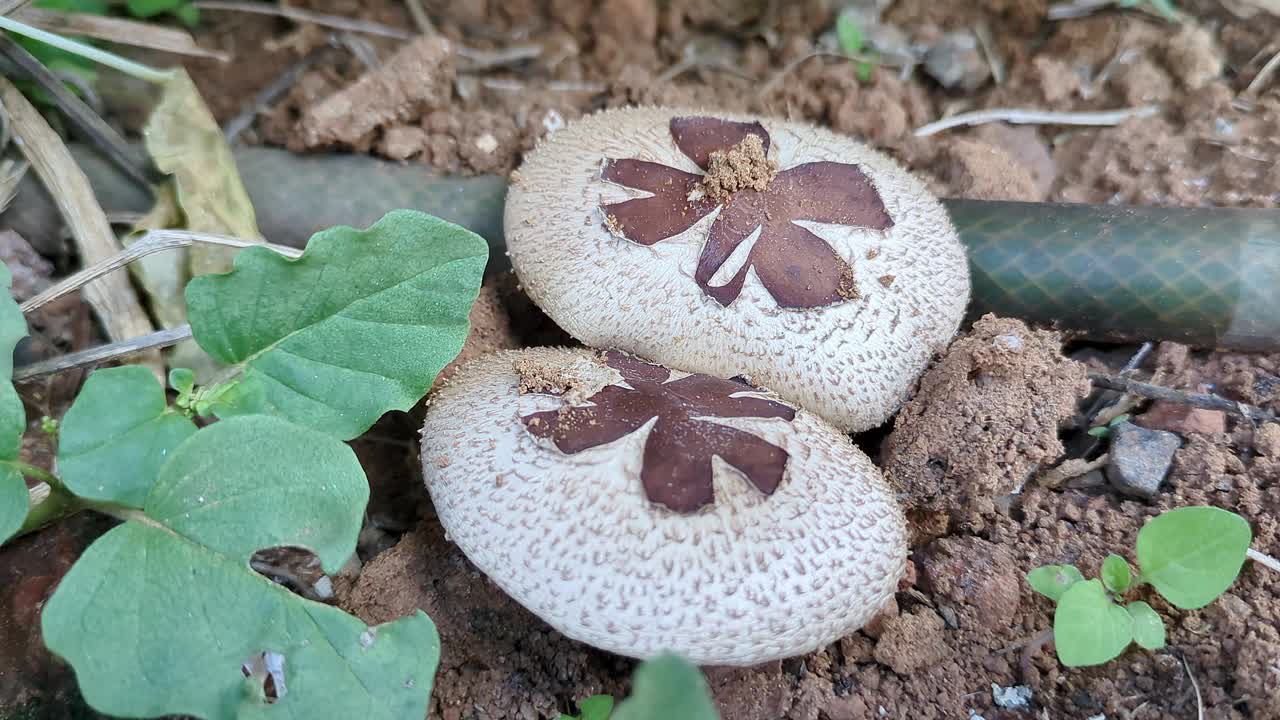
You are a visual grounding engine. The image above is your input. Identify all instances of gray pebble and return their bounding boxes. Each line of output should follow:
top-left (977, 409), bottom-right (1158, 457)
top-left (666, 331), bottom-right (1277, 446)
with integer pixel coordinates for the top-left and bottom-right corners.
top-left (1106, 422), bottom-right (1182, 499)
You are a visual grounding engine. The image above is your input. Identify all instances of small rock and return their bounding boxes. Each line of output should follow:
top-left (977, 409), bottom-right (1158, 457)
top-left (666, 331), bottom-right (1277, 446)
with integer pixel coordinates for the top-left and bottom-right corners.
top-left (1136, 401), bottom-right (1226, 436)
top-left (992, 683), bottom-right (1032, 709)
top-left (917, 535), bottom-right (1020, 628)
top-left (923, 31), bottom-right (990, 91)
top-left (824, 694), bottom-right (869, 720)
top-left (1065, 469), bottom-right (1107, 489)
top-left (1255, 423), bottom-right (1280, 457)
top-left (1106, 422), bottom-right (1182, 499)
top-left (973, 124), bottom-right (1056, 201)
top-left (378, 126), bottom-right (427, 161)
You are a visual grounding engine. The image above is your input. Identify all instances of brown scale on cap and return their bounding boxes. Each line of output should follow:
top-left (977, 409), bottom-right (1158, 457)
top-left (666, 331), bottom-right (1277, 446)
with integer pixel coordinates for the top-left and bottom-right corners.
top-left (520, 351), bottom-right (796, 513)
top-left (599, 116), bottom-right (893, 309)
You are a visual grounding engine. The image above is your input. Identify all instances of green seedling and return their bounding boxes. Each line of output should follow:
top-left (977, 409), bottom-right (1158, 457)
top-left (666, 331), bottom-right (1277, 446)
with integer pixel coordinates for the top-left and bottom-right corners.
top-left (1117, 0), bottom-right (1180, 22)
top-left (1086, 413), bottom-right (1130, 438)
top-left (834, 12), bottom-right (877, 83)
top-left (562, 654), bottom-right (720, 720)
top-left (0, 210), bottom-right (488, 719)
top-left (1028, 506), bottom-right (1252, 666)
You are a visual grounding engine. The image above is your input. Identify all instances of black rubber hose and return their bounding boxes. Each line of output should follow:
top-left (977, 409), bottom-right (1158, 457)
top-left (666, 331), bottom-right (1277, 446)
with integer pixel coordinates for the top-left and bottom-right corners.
top-left (9, 147), bottom-right (1279, 351)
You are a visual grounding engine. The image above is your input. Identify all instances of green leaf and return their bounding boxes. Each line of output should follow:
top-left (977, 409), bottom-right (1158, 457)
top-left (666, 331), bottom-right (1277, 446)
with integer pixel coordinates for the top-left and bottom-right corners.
top-left (125, 0), bottom-right (185, 17)
top-left (1108, 413), bottom-right (1131, 426)
top-left (42, 414), bottom-right (432, 720)
top-left (169, 367), bottom-right (195, 395)
top-left (835, 12), bottom-right (865, 56)
top-left (613, 654), bottom-right (719, 720)
top-left (144, 415), bottom-right (366, 572)
top-left (1026, 564), bottom-right (1084, 602)
top-left (0, 263), bottom-right (28, 544)
top-left (1101, 554), bottom-right (1132, 594)
top-left (174, 2), bottom-right (199, 26)
top-left (1136, 506), bottom-right (1252, 609)
top-left (1053, 579), bottom-right (1133, 667)
top-left (43, 523), bottom-right (439, 720)
top-left (1126, 601), bottom-right (1166, 650)
top-left (57, 366), bottom-right (197, 508)
top-left (579, 694), bottom-right (615, 720)
top-left (1087, 426), bottom-right (1110, 438)
top-left (186, 210), bottom-right (487, 440)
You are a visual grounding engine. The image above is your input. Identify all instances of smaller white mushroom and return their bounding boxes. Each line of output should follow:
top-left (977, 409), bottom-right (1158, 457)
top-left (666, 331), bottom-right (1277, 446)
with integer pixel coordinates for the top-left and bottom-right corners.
top-left (421, 347), bottom-right (907, 666)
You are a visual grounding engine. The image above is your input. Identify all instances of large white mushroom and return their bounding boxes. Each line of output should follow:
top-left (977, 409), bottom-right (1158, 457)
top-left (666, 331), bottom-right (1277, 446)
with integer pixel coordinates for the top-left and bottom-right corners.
top-left (421, 347), bottom-right (907, 666)
top-left (505, 107), bottom-right (969, 432)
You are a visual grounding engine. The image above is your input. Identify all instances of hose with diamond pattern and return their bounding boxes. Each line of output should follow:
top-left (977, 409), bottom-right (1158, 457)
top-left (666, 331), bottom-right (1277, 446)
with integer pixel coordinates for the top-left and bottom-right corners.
top-left (12, 148), bottom-right (1280, 351)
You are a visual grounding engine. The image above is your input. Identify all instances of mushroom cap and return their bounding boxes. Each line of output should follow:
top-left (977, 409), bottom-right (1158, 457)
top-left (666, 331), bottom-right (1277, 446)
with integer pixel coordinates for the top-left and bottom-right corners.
top-left (421, 347), bottom-right (907, 666)
top-left (505, 107), bottom-right (969, 432)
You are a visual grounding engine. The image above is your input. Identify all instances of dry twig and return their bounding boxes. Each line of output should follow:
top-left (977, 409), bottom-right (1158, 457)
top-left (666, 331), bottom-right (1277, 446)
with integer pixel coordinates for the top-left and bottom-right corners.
top-left (0, 33), bottom-right (154, 190)
top-left (915, 105), bottom-right (1159, 137)
top-left (1241, 46), bottom-right (1280, 99)
top-left (1088, 373), bottom-right (1276, 423)
top-left (1180, 655), bottom-right (1205, 720)
top-left (13, 7), bottom-right (229, 60)
top-left (1248, 547), bottom-right (1280, 573)
top-left (0, 75), bottom-right (157, 361)
top-left (193, 1), bottom-right (414, 39)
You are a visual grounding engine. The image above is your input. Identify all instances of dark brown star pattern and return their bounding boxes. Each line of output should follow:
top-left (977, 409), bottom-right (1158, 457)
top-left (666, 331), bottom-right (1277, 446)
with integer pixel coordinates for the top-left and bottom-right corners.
top-left (599, 116), bottom-right (895, 309)
top-left (520, 351), bottom-right (797, 513)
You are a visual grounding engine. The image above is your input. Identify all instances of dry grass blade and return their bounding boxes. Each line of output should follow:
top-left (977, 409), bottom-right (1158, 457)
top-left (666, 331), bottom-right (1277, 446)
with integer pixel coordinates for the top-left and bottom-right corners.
top-left (914, 105), bottom-right (1159, 136)
top-left (0, 101), bottom-right (27, 213)
top-left (0, 74), bottom-right (158, 364)
top-left (1248, 547), bottom-right (1280, 573)
top-left (0, 33), bottom-right (154, 191)
top-left (193, 1), bottom-right (413, 39)
top-left (14, 325), bottom-right (193, 381)
top-left (22, 229), bottom-right (300, 314)
top-left (0, 0), bottom-right (30, 16)
top-left (12, 8), bottom-right (230, 61)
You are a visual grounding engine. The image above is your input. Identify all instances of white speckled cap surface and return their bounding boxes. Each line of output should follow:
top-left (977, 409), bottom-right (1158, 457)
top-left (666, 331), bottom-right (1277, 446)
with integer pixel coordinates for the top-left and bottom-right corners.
top-left (421, 347), bottom-right (907, 666)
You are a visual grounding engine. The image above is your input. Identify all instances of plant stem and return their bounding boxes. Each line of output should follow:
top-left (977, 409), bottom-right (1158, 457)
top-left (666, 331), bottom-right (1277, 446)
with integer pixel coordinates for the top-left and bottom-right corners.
top-left (1247, 547), bottom-right (1280, 574)
top-left (0, 15), bottom-right (173, 83)
top-left (17, 480), bottom-right (78, 537)
top-left (5, 459), bottom-right (59, 486)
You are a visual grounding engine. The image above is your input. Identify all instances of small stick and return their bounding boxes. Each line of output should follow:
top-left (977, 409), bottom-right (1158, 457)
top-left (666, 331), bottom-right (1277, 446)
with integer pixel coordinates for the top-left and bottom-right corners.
top-left (1087, 373), bottom-right (1276, 423)
top-left (1241, 47), bottom-right (1280, 99)
top-left (456, 43), bottom-right (542, 71)
top-left (914, 105), bottom-right (1159, 137)
top-left (973, 21), bottom-right (1004, 85)
top-left (402, 0), bottom-right (436, 35)
top-left (0, 75), bottom-right (158, 363)
top-left (12, 7), bottom-right (230, 61)
top-left (1019, 628), bottom-right (1055, 682)
top-left (193, 1), bottom-right (414, 40)
top-left (1047, 0), bottom-right (1114, 20)
top-left (14, 325), bottom-right (193, 381)
top-left (1180, 654), bottom-right (1205, 720)
top-left (755, 51), bottom-right (895, 101)
top-left (0, 34), bottom-right (155, 191)
top-left (225, 46), bottom-right (332, 143)
top-left (1247, 547), bottom-right (1280, 574)
top-left (22, 229), bottom-right (301, 314)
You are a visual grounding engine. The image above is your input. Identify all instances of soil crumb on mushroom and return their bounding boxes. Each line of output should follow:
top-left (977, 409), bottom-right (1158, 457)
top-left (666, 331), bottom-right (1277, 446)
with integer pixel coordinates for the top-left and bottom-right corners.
top-left (513, 350), bottom-right (613, 405)
top-left (701, 134), bottom-right (777, 203)
top-left (882, 315), bottom-right (1090, 526)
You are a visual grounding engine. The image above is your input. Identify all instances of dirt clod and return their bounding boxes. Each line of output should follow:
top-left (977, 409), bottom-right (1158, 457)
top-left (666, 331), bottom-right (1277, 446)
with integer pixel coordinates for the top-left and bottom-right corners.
top-left (883, 315), bottom-right (1090, 521)
top-left (917, 536), bottom-right (1021, 629)
top-left (872, 607), bottom-right (947, 675)
top-left (299, 36), bottom-right (453, 149)
top-left (701, 134), bottom-right (777, 202)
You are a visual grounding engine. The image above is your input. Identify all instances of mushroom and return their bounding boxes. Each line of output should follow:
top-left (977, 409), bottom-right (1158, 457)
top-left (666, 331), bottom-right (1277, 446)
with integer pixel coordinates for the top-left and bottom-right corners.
top-left (421, 347), bottom-right (907, 666)
top-left (505, 107), bottom-right (969, 432)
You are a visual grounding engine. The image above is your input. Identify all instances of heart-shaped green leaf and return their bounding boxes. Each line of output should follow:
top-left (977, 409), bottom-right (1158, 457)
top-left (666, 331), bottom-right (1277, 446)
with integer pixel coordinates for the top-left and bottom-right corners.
top-left (186, 210), bottom-right (487, 440)
top-left (1027, 564), bottom-right (1084, 602)
top-left (58, 366), bottom-right (197, 507)
top-left (613, 654), bottom-right (719, 720)
top-left (1136, 506), bottom-right (1252, 609)
top-left (0, 262), bottom-right (28, 544)
top-left (1053, 579), bottom-right (1133, 667)
top-left (43, 523), bottom-right (439, 720)
top-left (1126, 601), bottom-right (1166, 650)
top-left (1101, 554), bottom-right (1132, 594)
top-left (42, 414), bottom-right (436, 719)
top-left (144, 415), bottom-right (366, 572)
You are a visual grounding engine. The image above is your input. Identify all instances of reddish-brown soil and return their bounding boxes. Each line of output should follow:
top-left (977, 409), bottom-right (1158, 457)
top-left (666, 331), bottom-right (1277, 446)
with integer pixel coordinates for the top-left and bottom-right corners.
top-left (5, 0), bottom-right (1280, 718)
